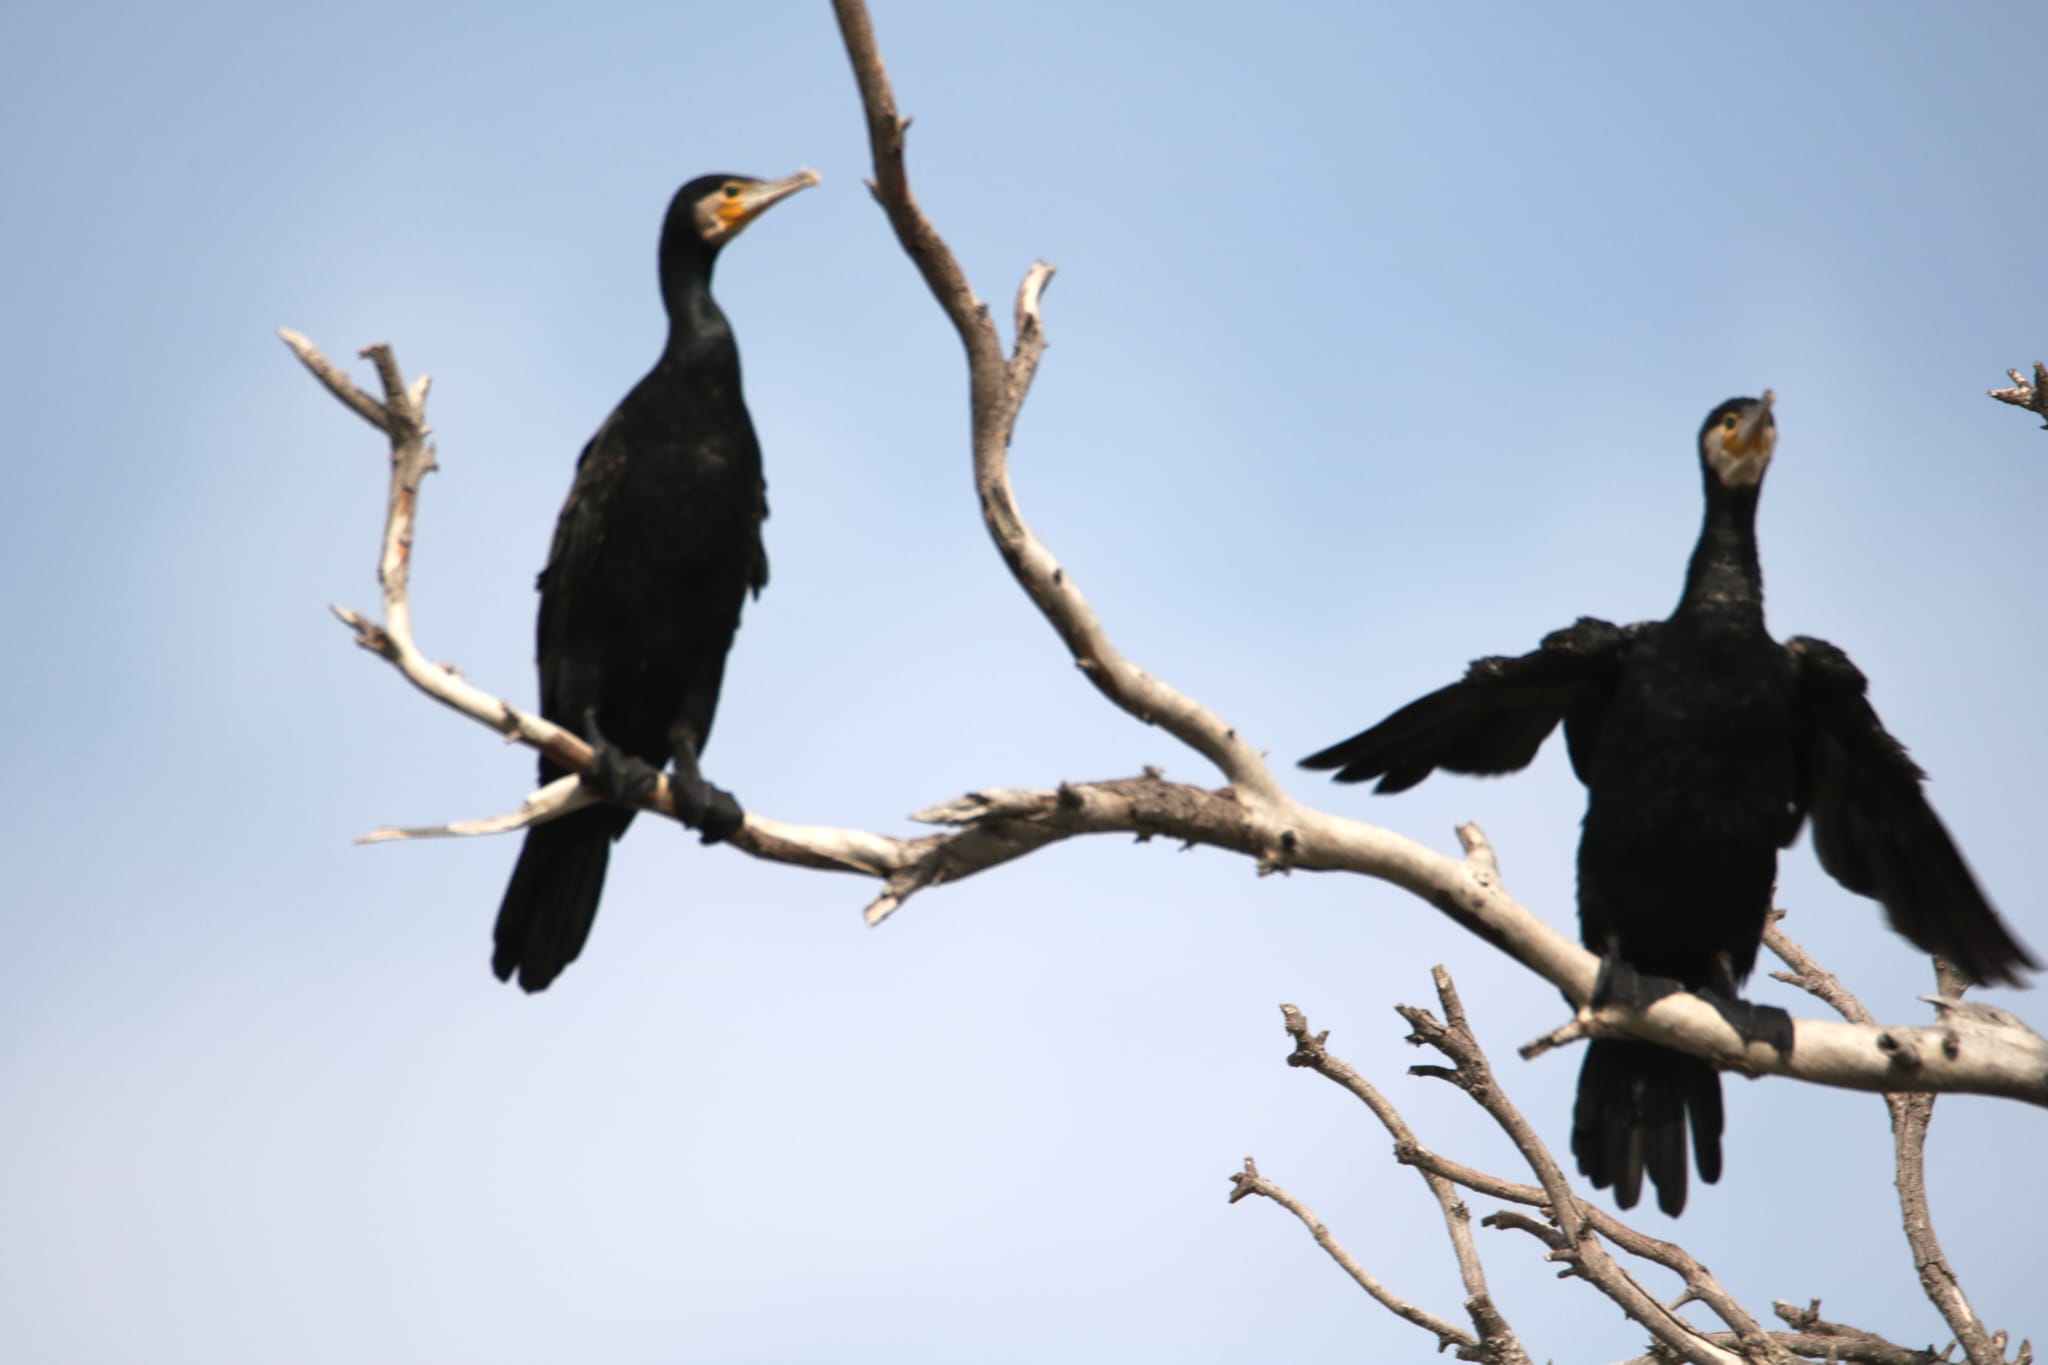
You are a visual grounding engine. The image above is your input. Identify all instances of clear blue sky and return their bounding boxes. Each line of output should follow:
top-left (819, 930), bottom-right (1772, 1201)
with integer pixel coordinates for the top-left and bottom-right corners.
top-left (4, 2), bottom-right (2045, 1361)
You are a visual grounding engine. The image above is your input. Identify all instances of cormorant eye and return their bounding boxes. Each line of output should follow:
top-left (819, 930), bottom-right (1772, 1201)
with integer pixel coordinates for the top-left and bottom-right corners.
top-left (723, 184), bottom-right (741, 199)
top-left (1722, 415), bottom-right (1739, 432)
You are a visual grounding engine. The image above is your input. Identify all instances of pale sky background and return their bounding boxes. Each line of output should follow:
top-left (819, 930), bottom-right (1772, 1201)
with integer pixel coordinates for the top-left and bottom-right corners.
top-left (5, 3), bottom-right (2047, 1362)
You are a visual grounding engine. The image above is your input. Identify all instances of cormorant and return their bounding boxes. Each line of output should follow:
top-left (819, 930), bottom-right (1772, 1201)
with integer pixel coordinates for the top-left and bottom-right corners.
top-left (1302, 394), bottom-right (2034, 1215)
top-left (493, 169), bottom-right (818, 993)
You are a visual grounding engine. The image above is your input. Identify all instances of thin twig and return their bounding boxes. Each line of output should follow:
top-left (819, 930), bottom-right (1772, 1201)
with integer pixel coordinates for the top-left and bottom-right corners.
top-left (1280, 1006), bottom-right (1530, 1363)
top-left (280, 329), bottom-right (595, 783)
top-left (1287, 976), bottom-right (1965, 1363)
top-left (1227, 1158), bottom-right (1480, 1357)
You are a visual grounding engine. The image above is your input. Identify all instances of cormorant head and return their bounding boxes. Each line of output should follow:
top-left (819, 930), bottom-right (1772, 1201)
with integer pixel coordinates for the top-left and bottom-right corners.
top-left (1698, 392), bottom-right (1776, 490)
top-left (666, 169), bottom-right (821, 258)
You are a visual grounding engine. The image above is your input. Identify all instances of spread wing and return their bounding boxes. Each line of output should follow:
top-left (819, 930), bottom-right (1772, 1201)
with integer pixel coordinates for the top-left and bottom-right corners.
top-left (1301, 617), bottom-right (1636, 793)
top-left (1791, 636), bottom-right (2036, 986)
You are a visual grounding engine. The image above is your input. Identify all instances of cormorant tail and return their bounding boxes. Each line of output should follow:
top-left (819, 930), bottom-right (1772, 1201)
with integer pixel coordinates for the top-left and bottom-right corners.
top-left (1571, 1040), bottom-right (1723, 1217)
top-left (492, 807), bottom-right (627, 993)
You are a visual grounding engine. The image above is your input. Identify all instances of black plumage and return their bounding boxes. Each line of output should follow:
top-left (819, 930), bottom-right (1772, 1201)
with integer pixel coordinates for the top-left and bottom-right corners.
top-left (1303, 394), bottom-right (2034, 1215)
top-left (493, 169), bottom-right (818, 993)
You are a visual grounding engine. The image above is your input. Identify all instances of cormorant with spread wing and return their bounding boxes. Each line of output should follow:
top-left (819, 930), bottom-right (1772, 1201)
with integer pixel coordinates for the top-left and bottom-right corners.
top-left (1302, 394), bottom-right (2034, 1214)
top-left (493, 169), bottom-right (819, 993)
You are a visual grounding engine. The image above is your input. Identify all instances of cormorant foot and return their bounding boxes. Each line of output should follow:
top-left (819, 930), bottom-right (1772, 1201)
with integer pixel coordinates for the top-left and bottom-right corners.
top-left (579, 709), bottom-right (663, 804)
top-left (1699, 990), bottom-right (1796, 1057)
top-left (670, 774), bottom-right (745, 845)
top-left (1591, 957), bottom-right (1685, 1011)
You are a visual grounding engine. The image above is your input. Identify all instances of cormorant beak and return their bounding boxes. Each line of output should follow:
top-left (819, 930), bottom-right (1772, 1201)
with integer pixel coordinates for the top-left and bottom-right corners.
top-left (705, 168), bottom-right (821, 245)
top-left (1731, 389), bottom-right (1776, 455)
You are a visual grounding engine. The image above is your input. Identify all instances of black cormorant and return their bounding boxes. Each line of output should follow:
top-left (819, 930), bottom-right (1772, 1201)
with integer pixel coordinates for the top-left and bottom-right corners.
top-left (493, 169), bottom-right (818, 993)
top-left (1302, 394), bottom-right (2034, 1214)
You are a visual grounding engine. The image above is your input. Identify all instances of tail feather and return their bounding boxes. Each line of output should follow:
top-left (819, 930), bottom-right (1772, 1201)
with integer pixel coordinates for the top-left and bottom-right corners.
top-left (492, 807), bottom-right (629, 992)
top-left (1572, 1040), bottom-right (1722, 1217)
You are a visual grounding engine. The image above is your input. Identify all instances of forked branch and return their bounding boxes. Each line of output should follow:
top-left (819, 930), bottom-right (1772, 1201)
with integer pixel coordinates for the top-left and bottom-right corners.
top-left (1259, 977), bottom-right (1998, 1364)
top-left (1988, 361), bottom-right (2048, 428)
top-left (1769, 921), bottom-right (2030, 1365)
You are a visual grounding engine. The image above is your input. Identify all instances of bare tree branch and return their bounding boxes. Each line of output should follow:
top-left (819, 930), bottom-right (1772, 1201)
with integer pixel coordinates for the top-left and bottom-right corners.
top-left (1988, 361), bottom-right (2048, 428)
top-left (1770, 1302), bottom-right (1947, 1365)
top-left (829, 0), bottom-right (1285, 810)
top-left (1398, 969), bottom-right (1762, 1365)
top-left (279, 328), bottom-right (602, 787)
top-left (1226, 1157), bottom-right (1484, 1359)
top-left (1281, 977), bottom-right (1986, 1363)
top-left (1768, 921), bottom-right (2026, 1365)
top-left (1276, 1005), bottom-right (1529, 1363)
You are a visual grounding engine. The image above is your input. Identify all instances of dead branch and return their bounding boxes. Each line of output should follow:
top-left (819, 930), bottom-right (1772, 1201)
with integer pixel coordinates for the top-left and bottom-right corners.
top-left (1275, 1005), bottom-right (1529, 1363)
top-left (1226, 1158), bottom-right (1483, 1359)
top-left (280, 329), bottom-right (609, 792)
top-left (1988, 361), bottom-right (2048, 428)
top-left (1398, 970), bottom-right (1759, 1365)
top-left (1771, 1302), bottom-right (1946, 1365)
top-left (829, 0), bottom-right (1284, 810)
top-left (1768, 922), bottom-right (2026, 1365)
top-left (1280, 979), bottom-right (1979, 1364)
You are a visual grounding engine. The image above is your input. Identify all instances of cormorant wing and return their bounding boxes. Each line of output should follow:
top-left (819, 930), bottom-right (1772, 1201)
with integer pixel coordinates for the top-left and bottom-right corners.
top-left (1790, 635), bottom-right (2037, 987)
top-left (1301, 617), bottom-right (1636, 793)
top-left (533, 419), bottom-right (628, 765)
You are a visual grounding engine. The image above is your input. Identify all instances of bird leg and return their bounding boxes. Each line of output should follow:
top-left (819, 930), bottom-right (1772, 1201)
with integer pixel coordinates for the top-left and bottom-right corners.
top-left (579, 707), bottom-right (667, 804)
top-left (1699, 952), bottom-right (1796, 1058)
top-left (667, 722), bottom-right (744, 846)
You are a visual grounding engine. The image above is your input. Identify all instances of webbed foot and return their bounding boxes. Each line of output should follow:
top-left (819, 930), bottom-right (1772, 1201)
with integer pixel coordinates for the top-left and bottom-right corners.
top-left (670, 773), bottom-right (745, 845)
top-left (581, 708), bottom-right (663, 803)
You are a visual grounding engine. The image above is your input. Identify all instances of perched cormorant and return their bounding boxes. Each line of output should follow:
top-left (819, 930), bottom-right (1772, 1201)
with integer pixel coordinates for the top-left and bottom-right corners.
top-left (493, 169), bottom-right (818, 993)
top-left (1302, 394), bottom-right (2034, 1215)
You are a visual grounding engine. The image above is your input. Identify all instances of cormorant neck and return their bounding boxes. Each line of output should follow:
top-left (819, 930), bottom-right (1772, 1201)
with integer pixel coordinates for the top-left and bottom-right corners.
top-left (1678, 473), bottom-right (1765, 622)
top-left (658, 245), bottom-right (730, 360)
